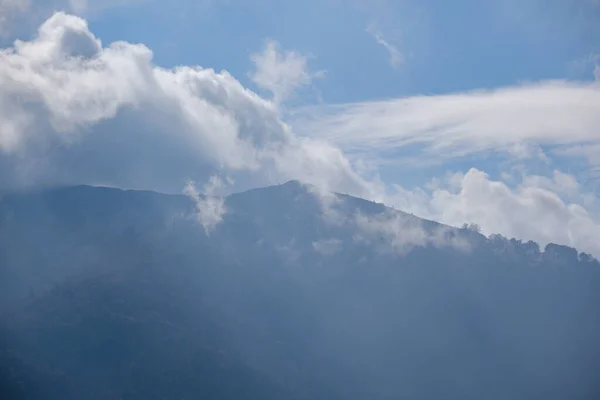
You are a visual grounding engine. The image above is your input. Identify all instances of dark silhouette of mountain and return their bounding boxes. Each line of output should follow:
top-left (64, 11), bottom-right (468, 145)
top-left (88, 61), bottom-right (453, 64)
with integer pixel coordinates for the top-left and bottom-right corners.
top-left (1, 182), bottom-right (599, 399)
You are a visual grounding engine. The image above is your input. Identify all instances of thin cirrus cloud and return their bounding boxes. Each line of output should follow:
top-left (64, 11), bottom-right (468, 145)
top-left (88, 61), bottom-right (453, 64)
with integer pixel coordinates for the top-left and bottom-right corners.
top-left (292, 81), bottom-right (600, 168)
top-left (366, 25), bottom-right (403, 69)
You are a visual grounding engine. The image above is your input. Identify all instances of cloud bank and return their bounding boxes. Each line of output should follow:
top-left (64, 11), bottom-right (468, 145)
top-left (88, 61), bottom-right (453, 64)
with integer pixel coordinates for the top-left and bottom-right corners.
top-left (0, 12), bottom-right (375, 199)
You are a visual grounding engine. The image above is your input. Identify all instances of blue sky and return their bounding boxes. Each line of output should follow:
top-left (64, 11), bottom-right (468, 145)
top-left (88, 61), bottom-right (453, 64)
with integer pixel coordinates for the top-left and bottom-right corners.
top-left (83, 0), bottom-right (600, 101)
top-left (1, 0), bottom-right (600, 255)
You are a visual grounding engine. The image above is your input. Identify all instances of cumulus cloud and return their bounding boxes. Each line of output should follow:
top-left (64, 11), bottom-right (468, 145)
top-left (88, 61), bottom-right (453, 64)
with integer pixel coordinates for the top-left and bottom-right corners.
top-left (293, 81), bottom-right (600, 168)
top-left (366, 25), bottom-right (403, 68)
top-left (386, 168), bottom-right (600, 257)
top-left (184, 176), bottom-right (227, 234)
top-left (0, 12), bottom-right (373, 197)
top-left (249, 40), bottom-right (323, 104)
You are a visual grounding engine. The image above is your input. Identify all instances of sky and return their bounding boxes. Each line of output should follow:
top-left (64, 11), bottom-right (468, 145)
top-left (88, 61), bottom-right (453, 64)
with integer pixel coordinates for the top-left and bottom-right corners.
top-left (1, 0), bottom-right (600, 255)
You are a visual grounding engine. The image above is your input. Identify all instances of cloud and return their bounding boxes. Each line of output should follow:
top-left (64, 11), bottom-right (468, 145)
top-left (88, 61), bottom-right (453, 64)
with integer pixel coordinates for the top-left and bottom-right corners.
top-left (293, 81), bottom-right (600, 168)
top-left (386, 168), bottom-right (600, 258)
top-left (574, 53), bottom-right (600, 81)
top-left (304, 182), bottom-right (471, 255)
top-left (184, 176), bottom-right (227, 234)
top-left (352, 210), bottom-right (471, 255)
top-left (366, 25), bottom-right (403, 68)
top-left (0, 13), bottom-right (378, 199)
top-left (249, 39), bottom-right (323, 104)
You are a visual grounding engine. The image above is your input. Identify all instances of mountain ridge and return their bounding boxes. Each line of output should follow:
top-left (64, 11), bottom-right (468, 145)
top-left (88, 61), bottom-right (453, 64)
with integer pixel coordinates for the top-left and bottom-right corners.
top-left (2, 180), bottom-right (593, 263)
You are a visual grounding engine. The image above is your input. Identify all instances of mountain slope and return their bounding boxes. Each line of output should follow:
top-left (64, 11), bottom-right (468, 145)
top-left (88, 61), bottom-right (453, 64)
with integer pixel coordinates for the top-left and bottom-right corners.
top-left (1, 182), bottom-right (599, 399)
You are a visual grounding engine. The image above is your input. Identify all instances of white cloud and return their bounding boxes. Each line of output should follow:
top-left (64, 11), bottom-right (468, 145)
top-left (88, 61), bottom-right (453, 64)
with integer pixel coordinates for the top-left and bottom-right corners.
top-left (184, 176), bottom-right (227, 234)
top-left (353, 210), bottom-right (471, 255)
top-left (293, 81), bottom-right (600, 168)
top-left (366, 25), bottom-right (403, 68)
top-left (386, 168), bottom-right (600, 257)
top-left (0, 12), bottom-right (376, 199)
top-left (249, 39), bottom-right (323, 104)
top-left (304, 181), bottom-right (471, 255)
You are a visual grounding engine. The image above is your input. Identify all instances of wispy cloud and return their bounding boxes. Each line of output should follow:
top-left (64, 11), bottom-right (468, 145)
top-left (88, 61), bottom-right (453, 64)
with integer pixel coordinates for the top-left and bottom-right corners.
top-left (366, 25), bottom-right (403, 68)
top-left (589, 53), bottom-right (600, 81)
top-left (184, 176), bottom-right (228, 234)
top-left (306, 184), bottom-right (471, 255)
top-left (571, 53), bottom-right (600, 81)
top-left (352, 210), bottom-right (471, 255)
top-left (249, 39), bottom-right (324, 104)
top-left (292, 81), bottom-right (600, 168)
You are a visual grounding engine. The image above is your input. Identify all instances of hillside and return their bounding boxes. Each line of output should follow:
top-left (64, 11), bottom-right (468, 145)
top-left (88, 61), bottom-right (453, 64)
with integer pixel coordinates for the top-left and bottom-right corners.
top-left (1, 182), bottom-right (599, 399)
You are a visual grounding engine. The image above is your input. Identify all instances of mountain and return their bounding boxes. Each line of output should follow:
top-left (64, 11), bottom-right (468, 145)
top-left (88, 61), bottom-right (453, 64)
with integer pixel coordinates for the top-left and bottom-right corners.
top-left (1, 182), bottom-right (599, 399)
